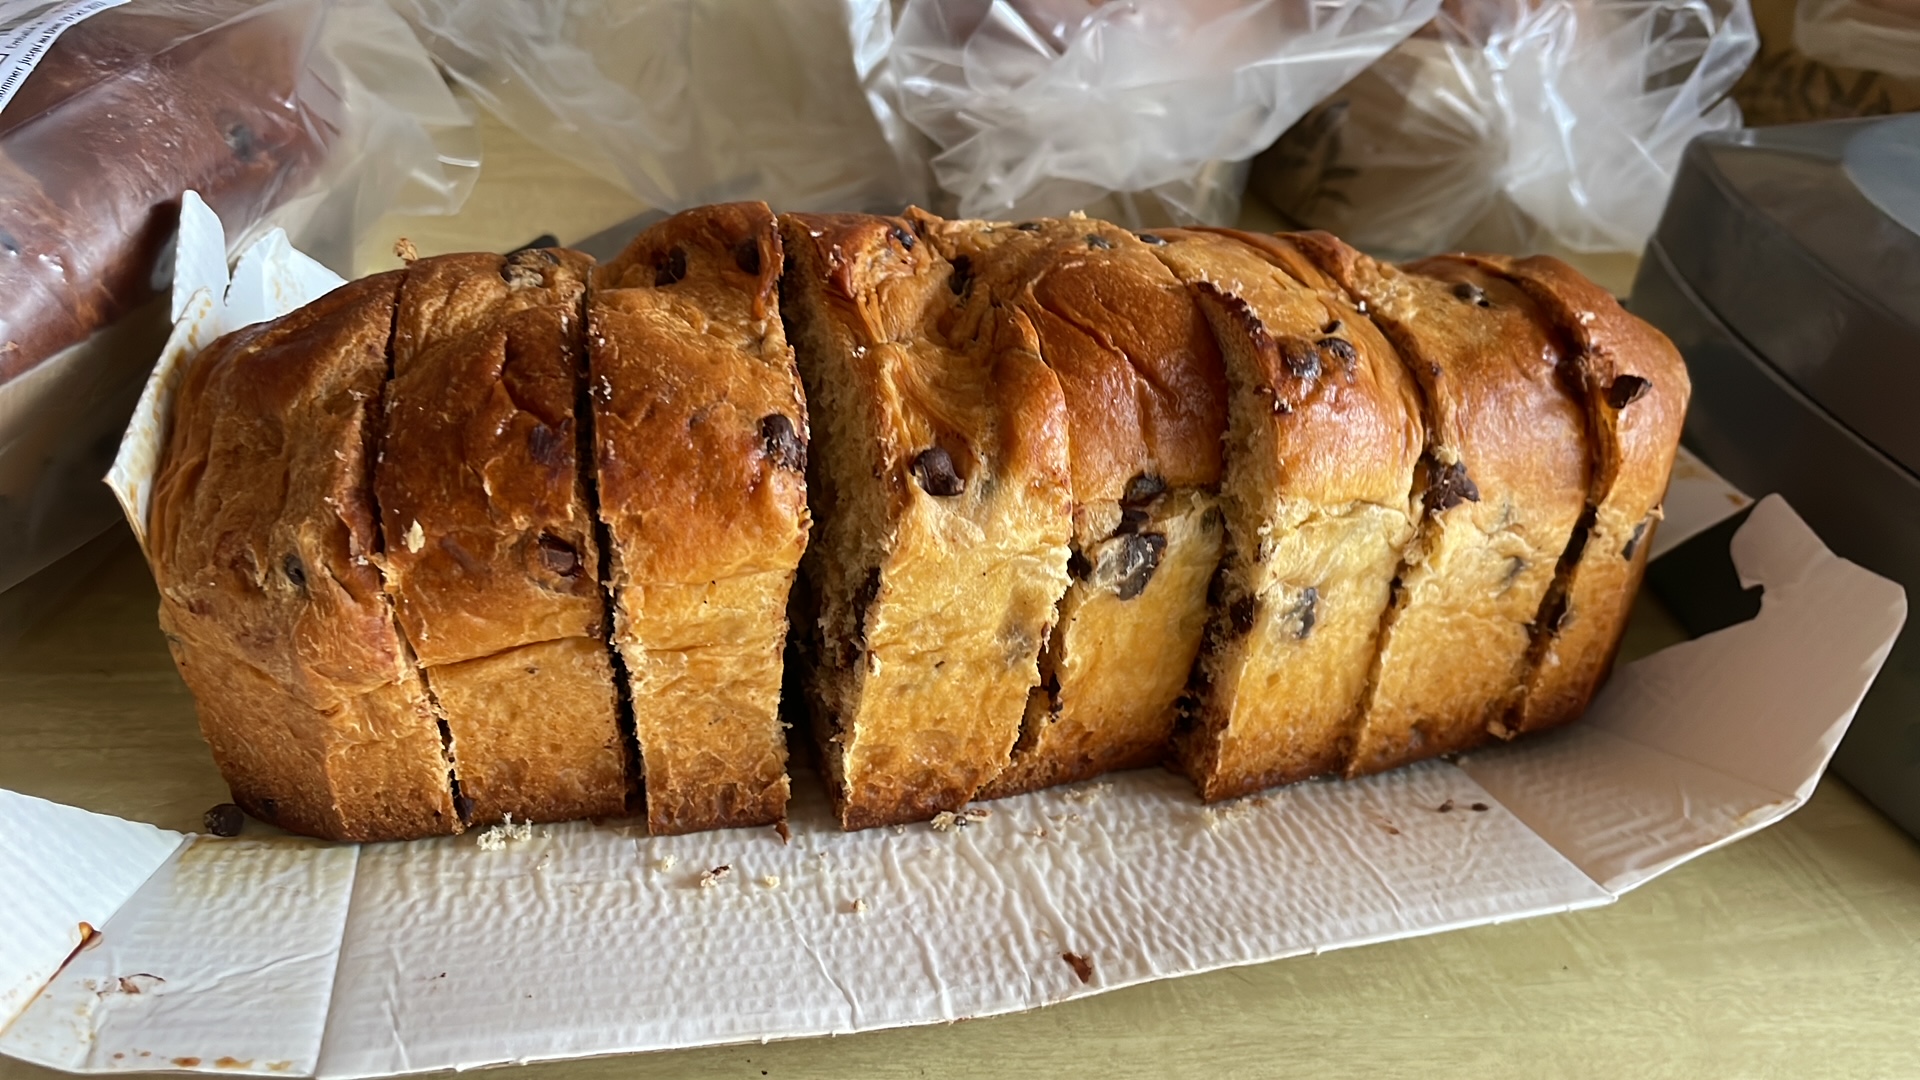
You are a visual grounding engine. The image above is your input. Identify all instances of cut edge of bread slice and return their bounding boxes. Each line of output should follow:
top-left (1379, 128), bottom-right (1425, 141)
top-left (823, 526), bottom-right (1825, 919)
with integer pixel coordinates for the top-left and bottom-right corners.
top-left (906, 213), bottom-right (1228, 800)
top-left (1282, 233), bottom-right (1592, 776)
top-left (778, 210), bottom-right (1072, 829)
top-left (588, 202), bottom-right (809, 836)
top-left (1149, 229), bottom-right (1425, 802)
top-left (1443, 254), bottom-right (1691, 738)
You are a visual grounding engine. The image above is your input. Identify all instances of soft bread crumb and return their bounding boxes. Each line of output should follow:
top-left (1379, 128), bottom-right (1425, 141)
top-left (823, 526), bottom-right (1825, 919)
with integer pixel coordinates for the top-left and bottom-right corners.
top-left (760, 874), bottom-right (781, 889)
top-left (404, 520), bottom-right (425, 553)
top-left (393, 237), bottom-right (418, 263)
top-left (1065, 782), bottom-right (1113, 804)
top-left (848, 898), bottom-right (868, 915)
top-left (476, 813), bottom-right (533, 851)
top-left (930, 808), bottom-right (991, 833)
top-left (699, 865), bottom-right (732, 888)
top-left (656, 854), bottom-right (677, 871)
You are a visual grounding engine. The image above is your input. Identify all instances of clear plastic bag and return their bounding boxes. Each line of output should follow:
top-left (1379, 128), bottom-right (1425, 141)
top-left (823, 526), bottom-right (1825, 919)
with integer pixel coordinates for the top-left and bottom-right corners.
top-left (393, 0), bottom-right (927, 215)
top-left (394, 0), bottom-right (1443, 228)
top-left (1795, 0), bottom-right (1920, 79)
top-left (881, 0), bottom-right (1446, 226)
top-left (1253, 0), bottom-right (1759, 260)
top-left (0, 0), bottom-right (476, 597)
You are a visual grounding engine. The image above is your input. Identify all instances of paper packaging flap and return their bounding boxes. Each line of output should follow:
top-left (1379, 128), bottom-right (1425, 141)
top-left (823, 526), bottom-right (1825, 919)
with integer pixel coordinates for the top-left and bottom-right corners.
top-left (1, 203), bottom-right (1907, 1077)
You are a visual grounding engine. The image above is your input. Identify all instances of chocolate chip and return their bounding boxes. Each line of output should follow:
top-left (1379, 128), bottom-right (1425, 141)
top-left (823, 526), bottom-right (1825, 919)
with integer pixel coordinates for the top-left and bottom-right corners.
top-left (204, 803), bottom-right (244, 837)
top-left (1123, 473), bottom-right (1166, 506)
top-left (1229, 595), bottom-right (1258, 637)
top-left (1115, 507), bottom-right (1149, 535)
top-left (453, 791), bottom-right (475, 825)
top-left (1317, 337), bottom-right (1358, 371)
top-left (1086, 234), bottom-right (1112, 250)
top-left (1470, 802), bottom-right (1489, 812)
top-left (1451, 281), bottom-right (1491, 307)
top-left (948, 255), bottom-right (972, 296)
top-left (733, 238), bottom-right (761, 276)
top-left (1016, 222), bottom-right (1043, 232)
top-left (1606, 375), bottom-right (1650, 409)
top-left (654, 246), bottom-right (687, 286)
top-left (1281, 338), bottom-right (1321, 379)
top-left (1622, 517), bottom-right (1650, 560)
top-left (1426, 461), bottom-right (1481, 513)
top-left (889, 225), bottom-right (916, 250)
top-left (527, 423), bottom-right (565, 468)
top-left (1067, 546), bottom-right (1093, 581)
top-left (282, 553), bottom-right (306, 590)
top-left (911, 446), bottom-right (965, 496)
top-left (537, 533), bottom-right (581, 576)
top-left (223, 121), bottom-right (257, 162)
top-left (1287, 587), bottom-right (1318, 639)
top-left (1134, 232), bottom-right (1166, 245)
top-left (760, 413), bottom-right (805, 471)
top-left (1111, 533), bottom-right (1166, 600)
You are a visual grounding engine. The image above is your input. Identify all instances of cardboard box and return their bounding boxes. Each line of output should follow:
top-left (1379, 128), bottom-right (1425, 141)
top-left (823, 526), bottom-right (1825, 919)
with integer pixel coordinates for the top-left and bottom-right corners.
top-left (0, 198), bottom-right (1905, 1078)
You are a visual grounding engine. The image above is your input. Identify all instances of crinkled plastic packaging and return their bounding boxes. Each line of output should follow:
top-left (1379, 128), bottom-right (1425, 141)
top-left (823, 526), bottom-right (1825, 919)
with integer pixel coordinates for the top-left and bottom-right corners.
top-left (1252, 0), bottom-right (1758, 260)
top-left (0, 0), bottom-right (476, 606)
top-left (393, 0), bottom-right (1444, 228)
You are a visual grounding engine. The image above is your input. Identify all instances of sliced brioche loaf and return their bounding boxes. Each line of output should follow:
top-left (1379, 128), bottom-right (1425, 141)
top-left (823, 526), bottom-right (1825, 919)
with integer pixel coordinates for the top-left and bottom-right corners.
top-left (1149, 229), bottom-right (1425, 800)
top-left (376, 248), bottom-right (625, 826)
top-left (150, 272), bottom-right (460, 840)
top-left (1443, 254), bottom-right (1689, 736)
top-left (779, 211), bottom-right (1072, 829)
top-left (1287, 234), bottom-right (1591, 773)
top-left (910, 213), bottom-right (1228, 797)
top-left (588, 203), bottom-right (810, 835)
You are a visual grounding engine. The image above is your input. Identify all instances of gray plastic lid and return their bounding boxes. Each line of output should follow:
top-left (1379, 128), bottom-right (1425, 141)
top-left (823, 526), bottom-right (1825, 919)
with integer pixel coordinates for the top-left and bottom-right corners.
top-left (1651, 115), bottom-right (1920, 474)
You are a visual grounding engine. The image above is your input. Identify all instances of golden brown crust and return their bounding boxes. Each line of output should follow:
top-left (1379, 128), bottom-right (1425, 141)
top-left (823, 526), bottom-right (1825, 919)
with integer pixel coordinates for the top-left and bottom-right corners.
top-left (1150, 228), bottom-right (1424, 801)
top-left (781, 209), bottom-right (1072, 830)
top-left (150, 272), bottom-right (458, 840)
top-left (1447, 254), bottom-right (1690, 735)
top-left (910, 214), bottom-right (1227, 800)
top-left (590, 202), bottom-right (808, 834)
top-left (379, 249), bottom-right (604, 663)
top-left (377, 248), bottom-right (625, 826)
top-left (1287, 234), bottom-right (1591, 774)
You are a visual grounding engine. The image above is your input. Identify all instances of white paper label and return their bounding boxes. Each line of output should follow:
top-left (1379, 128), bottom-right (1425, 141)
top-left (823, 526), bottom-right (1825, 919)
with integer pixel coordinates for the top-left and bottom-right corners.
top-left (0, 0), bottom-right (131, 118)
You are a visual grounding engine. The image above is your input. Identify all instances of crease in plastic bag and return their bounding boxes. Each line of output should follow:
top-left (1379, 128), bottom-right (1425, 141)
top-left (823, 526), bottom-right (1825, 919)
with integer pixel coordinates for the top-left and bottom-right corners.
top-left (0, 0), bottom-right (475, 603)
top-left (1795, 0), bottom-right (1920, 80)
top-left (881, 0), bottom-right (1445, 227)
top-left (392, 0), bottom-right (927, 215)
top-left (1253, 0), bottom-right (1758, 259)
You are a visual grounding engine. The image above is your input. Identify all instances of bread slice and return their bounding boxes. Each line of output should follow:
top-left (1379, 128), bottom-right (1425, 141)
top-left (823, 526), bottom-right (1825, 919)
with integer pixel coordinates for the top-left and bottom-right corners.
top-left (588, 203), bottom-right (810, 835)
top-left (149, 272), bottom-right (460, 840)
top-left (1286, 234), bottom-right (1591, 773)
top-left (376, 248), bottom-right (625, 827)
top-left (909, 213), bottom-right (1228, 798)
top-left (779, 210), bottom-right (1073, 829)
top-left (1149, 229), bottom-right (1425, 801)
top-left (1445, 254), bottom-right (1690, 736)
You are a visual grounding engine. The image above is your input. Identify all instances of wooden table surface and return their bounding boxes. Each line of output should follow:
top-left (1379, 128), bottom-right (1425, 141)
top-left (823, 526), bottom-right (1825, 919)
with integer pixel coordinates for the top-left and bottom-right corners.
top-left (5, 110), bottom-right (1919, 1080)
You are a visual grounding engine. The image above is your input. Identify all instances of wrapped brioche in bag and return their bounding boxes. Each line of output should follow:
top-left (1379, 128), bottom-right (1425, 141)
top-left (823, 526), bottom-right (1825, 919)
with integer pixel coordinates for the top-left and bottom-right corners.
top-left (0, 0), bottom-right (475, 611)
